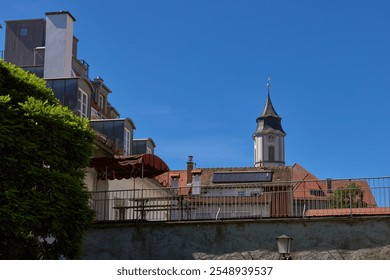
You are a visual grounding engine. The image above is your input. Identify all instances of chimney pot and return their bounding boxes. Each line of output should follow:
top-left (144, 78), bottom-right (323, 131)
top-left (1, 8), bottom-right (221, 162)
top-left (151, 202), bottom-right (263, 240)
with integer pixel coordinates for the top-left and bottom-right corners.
top-left (186, 156), bottom-right (194, 184)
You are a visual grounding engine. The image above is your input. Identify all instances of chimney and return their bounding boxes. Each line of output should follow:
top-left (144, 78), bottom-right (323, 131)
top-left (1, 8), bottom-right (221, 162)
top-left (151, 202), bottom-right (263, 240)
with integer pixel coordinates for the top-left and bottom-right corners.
top-left (186, 156), bottom-right (194, 184)
top-left (326, 178), bottom-right (332, 193)
top-left (44, 11), bottom-right (76, 79)
top-left (94, 76), bottom-right (104, 83)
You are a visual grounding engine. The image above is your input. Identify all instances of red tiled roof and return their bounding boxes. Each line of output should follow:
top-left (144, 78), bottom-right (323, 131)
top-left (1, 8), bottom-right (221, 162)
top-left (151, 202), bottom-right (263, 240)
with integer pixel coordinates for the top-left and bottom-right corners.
top-left (154, 163), bottom-right (378, 217)
top-left (156, 166), bottom-right (293, 188)
top-left (290, 164), bottom-right (376, 206)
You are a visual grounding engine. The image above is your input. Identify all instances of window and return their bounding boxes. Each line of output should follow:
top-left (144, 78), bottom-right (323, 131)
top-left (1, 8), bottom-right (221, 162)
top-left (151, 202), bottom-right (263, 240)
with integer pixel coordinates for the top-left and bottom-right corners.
top-left (192, 175), bottom-right (201, 195)
top-left (268, 145), bottom-right (275, 162)
top-left (99, 95), bottom-right (104, 111)
top-left (310, 190), bottom-right (325, 197)
top-left (171, 177), bottom-right (179, 190)
top-left (77, 89), bottom-right (88, 118)
top-left (124, 128), bottom-right (131, 155)
top-left (237, 191), bottom-right (246, 197)
top-left (250, 190), bottom-right (263, 196)
top-left (20, 28), bottom-right (28, 36)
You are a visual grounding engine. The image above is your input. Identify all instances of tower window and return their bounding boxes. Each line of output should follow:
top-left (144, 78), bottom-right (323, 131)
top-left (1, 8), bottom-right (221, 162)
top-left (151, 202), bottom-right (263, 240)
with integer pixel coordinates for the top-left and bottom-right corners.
top-left (269, 145), bottom-right (275, 162)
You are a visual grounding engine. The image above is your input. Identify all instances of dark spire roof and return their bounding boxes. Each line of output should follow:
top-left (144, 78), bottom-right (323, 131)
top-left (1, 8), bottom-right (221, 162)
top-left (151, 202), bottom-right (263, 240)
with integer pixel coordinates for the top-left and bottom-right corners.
top-left (261, 92), bottom-right (280, 118)
top-left (253, 87), bottom-right (286, 136)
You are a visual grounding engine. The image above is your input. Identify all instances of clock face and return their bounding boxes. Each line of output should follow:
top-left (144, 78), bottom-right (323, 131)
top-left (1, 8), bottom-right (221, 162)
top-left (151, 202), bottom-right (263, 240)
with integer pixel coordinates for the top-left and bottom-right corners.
top-left (268, 134), bottom-right (276, 142)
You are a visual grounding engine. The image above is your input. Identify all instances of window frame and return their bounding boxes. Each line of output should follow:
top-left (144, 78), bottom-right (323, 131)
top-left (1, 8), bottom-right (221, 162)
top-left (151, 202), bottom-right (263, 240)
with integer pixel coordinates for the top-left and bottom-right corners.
top-left (268, 145), bottom-right (275, 162)
top-left (20, 28), bottom-right (28, 36)
top-left (99, 94), bottom-right (104, 111)
top-left (124, 128), bottom-right (131, 155)
top-left (77, 89), bottom-right (88, 118)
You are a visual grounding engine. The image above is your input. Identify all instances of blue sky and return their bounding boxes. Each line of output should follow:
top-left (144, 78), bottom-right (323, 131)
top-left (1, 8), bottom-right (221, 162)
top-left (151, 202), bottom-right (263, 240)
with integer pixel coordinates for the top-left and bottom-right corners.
top-left (1, 0), bottom-right (390, 179)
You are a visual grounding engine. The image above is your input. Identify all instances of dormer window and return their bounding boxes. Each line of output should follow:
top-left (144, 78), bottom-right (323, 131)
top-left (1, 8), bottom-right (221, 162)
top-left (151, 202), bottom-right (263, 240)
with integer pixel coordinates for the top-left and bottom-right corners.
top-left (170, 173), bottom-right (180, 193)
top-left (192, 174), bottom-right (201, 195)
top-left (171, 177), bottom-right (179, 190)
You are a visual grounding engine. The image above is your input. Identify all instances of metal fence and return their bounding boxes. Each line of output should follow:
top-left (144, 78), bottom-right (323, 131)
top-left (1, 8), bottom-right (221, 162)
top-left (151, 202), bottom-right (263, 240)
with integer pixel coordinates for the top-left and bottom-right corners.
top-left (89, 177), bottom-right (390, 222)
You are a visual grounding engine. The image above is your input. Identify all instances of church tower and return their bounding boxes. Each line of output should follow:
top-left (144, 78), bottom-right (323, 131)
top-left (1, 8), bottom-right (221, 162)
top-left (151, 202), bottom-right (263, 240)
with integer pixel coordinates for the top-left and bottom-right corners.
top-left (253, 78), bottom-right (286, 167)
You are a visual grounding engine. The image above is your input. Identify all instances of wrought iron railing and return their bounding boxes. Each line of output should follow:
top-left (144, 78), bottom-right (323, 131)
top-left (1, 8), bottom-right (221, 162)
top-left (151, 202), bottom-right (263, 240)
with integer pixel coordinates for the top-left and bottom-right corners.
top-left (89, 177), bottom-right (390, 222)
top-left (72, 57), bottom-right (89, 77)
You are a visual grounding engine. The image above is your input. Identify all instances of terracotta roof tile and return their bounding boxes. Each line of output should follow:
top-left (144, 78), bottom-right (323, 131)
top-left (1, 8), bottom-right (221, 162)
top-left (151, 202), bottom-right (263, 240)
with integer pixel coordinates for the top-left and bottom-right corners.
top-left (154, 163), bottom-right (378, 217)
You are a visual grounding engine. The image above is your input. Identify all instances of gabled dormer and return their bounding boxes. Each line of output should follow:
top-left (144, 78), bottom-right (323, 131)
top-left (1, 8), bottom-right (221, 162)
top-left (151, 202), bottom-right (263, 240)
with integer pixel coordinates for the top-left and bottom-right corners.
top-left (91, 76), bottom-right (112, 119)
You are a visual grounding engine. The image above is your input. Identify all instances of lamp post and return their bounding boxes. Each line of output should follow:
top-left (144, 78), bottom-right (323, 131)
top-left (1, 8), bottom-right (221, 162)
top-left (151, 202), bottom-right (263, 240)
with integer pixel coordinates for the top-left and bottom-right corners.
top-left (276, 235), bottom-right (293, 260)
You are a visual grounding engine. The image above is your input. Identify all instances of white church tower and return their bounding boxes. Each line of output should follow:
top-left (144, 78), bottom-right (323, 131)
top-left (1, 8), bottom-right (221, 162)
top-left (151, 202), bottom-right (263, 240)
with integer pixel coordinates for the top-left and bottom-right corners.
top-left (253, 78), bottom-right (286, 167)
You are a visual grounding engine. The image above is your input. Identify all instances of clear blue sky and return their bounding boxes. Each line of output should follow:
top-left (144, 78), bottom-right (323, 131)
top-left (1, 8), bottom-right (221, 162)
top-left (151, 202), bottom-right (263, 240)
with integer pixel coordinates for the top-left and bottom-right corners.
top-left (1, 0), bottom-right (390, 179)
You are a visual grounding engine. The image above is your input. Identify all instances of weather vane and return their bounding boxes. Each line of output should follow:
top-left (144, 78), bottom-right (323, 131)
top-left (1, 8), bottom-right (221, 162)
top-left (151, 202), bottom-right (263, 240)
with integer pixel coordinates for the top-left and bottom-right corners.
top-left (267, 75), bottom-right (271, 92)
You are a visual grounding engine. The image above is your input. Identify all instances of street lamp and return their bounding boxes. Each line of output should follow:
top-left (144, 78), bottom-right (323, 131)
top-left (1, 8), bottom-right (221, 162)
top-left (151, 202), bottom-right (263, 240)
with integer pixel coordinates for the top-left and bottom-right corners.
top-left (276, 235), bottom-right (293, 260)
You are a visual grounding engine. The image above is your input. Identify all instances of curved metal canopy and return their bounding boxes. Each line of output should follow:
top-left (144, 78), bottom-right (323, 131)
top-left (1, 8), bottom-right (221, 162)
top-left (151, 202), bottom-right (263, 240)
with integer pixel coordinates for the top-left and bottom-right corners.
top-left (90, 154), bottom-right (169, 180)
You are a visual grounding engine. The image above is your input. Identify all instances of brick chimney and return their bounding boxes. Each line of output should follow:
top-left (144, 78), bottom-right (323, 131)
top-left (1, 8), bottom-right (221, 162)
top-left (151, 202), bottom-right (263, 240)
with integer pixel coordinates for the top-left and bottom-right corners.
top-left (186, 155), bottom-right (194, 184)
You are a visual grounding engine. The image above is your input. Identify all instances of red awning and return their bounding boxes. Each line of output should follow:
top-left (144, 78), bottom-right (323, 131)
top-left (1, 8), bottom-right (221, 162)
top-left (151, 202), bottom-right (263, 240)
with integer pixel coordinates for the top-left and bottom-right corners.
top-left (89, 154), bottom-right (169, 180)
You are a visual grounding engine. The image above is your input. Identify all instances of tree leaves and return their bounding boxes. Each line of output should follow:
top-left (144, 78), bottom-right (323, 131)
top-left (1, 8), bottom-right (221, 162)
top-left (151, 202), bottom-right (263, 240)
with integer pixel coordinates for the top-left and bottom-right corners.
top-left (328, 183), bottom-right (367, 209)
top-left (0, 60), bottom-right (95, 259)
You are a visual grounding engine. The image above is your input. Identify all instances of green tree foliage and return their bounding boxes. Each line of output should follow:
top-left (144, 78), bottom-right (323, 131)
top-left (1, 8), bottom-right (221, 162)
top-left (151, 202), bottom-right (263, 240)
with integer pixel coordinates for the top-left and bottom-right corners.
top-left (0, 61), bottom-right (95, 259)
top-left (328, 183), bottom-right (367, 209)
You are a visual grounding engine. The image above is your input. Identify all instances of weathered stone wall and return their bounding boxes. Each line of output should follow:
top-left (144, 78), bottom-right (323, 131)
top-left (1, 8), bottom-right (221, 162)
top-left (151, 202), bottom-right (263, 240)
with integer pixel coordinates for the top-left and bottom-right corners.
top-left (81, 216), bottom-right (390, 260)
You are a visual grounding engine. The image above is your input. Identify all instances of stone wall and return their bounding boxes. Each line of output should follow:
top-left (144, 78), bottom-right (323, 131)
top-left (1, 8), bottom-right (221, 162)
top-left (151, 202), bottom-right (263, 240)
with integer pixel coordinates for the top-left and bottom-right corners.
top-left (81, 216), bottom-right (390, 260)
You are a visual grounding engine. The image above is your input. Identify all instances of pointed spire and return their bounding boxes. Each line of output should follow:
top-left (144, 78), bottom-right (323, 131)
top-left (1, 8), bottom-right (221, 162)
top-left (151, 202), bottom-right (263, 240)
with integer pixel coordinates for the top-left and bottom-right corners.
top-left (261, 75), bottom-right (279, 118)
top-left (253, 75), bottom-right (286, 135)
top-left (261, 94), bottom-right (279, 117)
